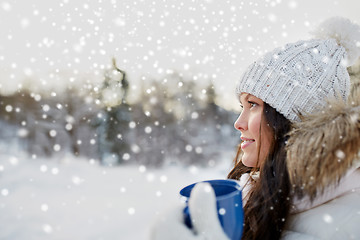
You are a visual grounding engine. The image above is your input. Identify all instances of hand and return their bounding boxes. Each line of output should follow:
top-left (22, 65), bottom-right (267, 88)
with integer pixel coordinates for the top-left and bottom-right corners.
top-left (150, 182), bottom-right (229, 240)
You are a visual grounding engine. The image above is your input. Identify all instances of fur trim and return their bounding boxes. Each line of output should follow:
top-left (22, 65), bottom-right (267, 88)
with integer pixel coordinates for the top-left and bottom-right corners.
top-left (311, 16), bottom-right (360, 66)
top-left (286, 84), bottom-right (360, 200)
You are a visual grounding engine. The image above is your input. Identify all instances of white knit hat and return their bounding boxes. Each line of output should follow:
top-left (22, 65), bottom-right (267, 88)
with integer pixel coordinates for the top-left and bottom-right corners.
top-left (237, 17), bottom-right (360, 121)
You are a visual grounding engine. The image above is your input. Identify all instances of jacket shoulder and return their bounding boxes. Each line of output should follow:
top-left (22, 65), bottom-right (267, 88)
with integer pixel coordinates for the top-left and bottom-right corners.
top-left (283, 191), bottom-right (360, 240)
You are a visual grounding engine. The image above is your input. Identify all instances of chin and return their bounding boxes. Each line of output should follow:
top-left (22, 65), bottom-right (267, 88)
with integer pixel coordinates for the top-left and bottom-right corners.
top-left (241, 156), bottom-right (257, 168)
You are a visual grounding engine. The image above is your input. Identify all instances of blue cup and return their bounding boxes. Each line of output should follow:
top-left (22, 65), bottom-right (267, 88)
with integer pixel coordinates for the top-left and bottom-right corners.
top-left (179, 179), bottom-right (244, 240)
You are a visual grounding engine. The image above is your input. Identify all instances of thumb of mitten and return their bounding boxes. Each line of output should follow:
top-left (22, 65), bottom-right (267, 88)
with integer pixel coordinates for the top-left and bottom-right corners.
top-left (188, 183), bottom-right (229, 240)
top-left (150, 202), bottom-right (200, 240)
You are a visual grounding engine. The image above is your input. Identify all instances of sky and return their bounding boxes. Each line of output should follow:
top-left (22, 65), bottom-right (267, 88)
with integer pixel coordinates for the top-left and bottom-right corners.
top-left (1, 0), bottom-right (360, 110)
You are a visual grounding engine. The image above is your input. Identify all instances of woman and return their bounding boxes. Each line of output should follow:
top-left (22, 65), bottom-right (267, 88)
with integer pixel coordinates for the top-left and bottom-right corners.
top-left (151, 17), bottom-right (360, 240)
top-left (228, 94), bottom-right (292, 239)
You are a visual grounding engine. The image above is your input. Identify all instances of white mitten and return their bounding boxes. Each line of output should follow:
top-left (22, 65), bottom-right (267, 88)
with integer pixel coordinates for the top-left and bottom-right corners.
top-left (150, 201), bottom-right (200, 240)
top-left (188, 183), bottom-right (230, 240)
top-left (150, 182), bottom-right (229, 240)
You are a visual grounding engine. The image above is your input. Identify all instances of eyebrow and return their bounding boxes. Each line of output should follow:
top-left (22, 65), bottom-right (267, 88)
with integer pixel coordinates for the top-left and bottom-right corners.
top-left (239, 93), bottom-right (250, 104)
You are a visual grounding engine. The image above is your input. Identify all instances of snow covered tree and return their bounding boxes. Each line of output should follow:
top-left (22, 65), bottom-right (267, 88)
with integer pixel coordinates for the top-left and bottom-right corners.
top-left (95, 58), bottom-right (132, 165)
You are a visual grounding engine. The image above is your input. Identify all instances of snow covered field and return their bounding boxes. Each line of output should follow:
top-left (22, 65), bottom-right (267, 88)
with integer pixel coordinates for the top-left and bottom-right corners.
top-left (0, 153), bottom-right (232, 240)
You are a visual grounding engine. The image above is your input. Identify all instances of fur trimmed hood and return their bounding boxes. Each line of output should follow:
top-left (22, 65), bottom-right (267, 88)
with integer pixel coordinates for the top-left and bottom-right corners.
top-left (286, 81), bottom-right (360, 200)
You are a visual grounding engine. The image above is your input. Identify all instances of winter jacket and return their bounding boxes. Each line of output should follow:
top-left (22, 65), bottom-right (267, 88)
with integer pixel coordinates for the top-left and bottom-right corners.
top-left (239, 167), bottom-right (360, 240)
top-left (282, 85), bottom-right (360, 240)
top-left (282, 167), bottom-right (360, 240)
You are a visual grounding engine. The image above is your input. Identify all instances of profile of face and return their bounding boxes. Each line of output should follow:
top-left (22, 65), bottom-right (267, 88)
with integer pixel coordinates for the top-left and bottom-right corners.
top-left (234, 93), bottom-right (274, 168)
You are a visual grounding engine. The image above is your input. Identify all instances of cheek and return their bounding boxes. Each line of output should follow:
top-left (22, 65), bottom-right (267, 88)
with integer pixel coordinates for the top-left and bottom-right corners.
top-left (261, 124), bottom-right (274, 153)
top-left (248, 115), bottom-right (262, 140)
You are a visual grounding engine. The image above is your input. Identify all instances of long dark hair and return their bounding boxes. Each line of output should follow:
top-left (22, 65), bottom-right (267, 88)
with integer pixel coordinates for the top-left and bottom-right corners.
top-left (228, 102), bottom-right (292, 240)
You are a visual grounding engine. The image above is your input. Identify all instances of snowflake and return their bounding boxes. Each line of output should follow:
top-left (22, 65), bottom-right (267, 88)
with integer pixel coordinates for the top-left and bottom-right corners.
top-left (144, 126), bottom-right (152, 134)
top-left (122, 153), bottom-right (130, 161)
top-left (1, 2), bottom-right (11, 11)
top-left (5, 105), bottom-right (13, 112)
top-left (53, 144), bottom-right (61, 151)
top-left (1, 189), bottom-right (9, 196)
top-left (42, 224), bottom-right (53, 234)
top-left (40, 165), bottom-right (48, 172)
top-left (323, 214), bottom-right (333, 223)
top-left (139, 165), bottom-right (146, 173)
top-left (41, 204), bottom-right (49, 212)
top-left (160, 175), bottom-right (168, 183)
top-left (185, 145), bottom-right (193, 152)
top-left (219, 208), bottom-right (226, 215)
top-left (49, 130), bottom-right (57, 137)
top-left (128, 207), bottom-right (135, 215)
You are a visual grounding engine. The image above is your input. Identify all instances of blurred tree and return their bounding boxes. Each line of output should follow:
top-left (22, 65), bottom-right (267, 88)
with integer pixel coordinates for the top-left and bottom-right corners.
top-left (133, 75), bottom-right (238, 167)
top-left (0, 65), bottom-right (238, 167)
top-left (112, 58), bottom-right (129, 105)
top-left (97, 58), bottom-right (132, 165)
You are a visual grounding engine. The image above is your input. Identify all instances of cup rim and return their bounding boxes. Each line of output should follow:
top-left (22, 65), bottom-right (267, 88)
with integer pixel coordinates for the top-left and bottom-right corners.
top-left (180, 179), bottom-right (242, 201)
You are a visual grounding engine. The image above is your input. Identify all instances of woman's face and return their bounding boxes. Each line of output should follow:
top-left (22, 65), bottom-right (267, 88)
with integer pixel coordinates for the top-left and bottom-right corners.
top-left (234, 93), bottom-right (274, 168)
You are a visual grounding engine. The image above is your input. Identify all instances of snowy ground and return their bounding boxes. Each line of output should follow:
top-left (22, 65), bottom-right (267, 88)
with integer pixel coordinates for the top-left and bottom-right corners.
top-left (0, 153), bottom-right (232, 240)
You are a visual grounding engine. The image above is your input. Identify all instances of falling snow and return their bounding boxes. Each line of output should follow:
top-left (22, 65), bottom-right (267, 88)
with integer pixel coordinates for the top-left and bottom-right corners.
top-left (0, 0), bottom-right (357, 109)
top-left (0, 0), bottom-right (359, 239)
top-left (323, 214), bottom-right (333, 224)
top-left (219, 207), bottom-right (226, 215)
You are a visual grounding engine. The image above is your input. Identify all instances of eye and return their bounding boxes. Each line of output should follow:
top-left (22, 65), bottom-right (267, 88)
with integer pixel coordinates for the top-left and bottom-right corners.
top-left (248, 101), bottom-right (258, 108)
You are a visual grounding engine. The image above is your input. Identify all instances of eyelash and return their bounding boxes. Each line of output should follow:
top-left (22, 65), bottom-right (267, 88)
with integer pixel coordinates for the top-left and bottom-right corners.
top-left (240, 101), bottom-right (258, 109)
top-left (248, 101), bottom-right (258, 108)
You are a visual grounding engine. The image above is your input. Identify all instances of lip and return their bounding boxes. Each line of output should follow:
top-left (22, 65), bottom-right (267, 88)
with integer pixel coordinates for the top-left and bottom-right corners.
top-left (240, 137), bottom-right (255, 149)
top-left (240, 137), bottom-right (253, 141)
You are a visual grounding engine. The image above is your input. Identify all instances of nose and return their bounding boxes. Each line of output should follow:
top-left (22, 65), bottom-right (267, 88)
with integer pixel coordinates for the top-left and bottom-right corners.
top-left (234, 112), bottom-right (247, 131)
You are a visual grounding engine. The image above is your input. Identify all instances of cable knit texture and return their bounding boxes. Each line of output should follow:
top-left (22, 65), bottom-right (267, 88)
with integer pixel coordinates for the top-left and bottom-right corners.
top-left (237, 17), bottom-right (360, 121)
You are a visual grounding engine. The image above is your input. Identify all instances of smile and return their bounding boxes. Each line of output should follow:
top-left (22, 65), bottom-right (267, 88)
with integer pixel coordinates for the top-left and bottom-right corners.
top-left (241, 139), bottom-right (255, 149)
